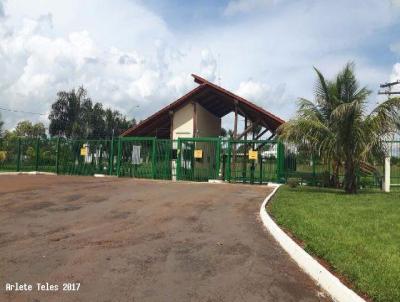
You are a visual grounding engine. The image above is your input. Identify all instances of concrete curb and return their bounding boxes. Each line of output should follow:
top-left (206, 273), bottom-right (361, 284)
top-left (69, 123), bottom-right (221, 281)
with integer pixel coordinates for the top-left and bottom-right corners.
top-left (0, 171), bottom-right (57, 176)
top-left (260, 184), bottom-right (365, 302)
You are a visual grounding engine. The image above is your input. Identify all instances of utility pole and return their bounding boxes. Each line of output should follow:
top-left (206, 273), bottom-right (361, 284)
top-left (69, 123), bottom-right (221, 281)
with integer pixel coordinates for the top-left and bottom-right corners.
top-left (378, 79), bottom-right (399, 192)
top-left (378, 80), bottom-right (400, 96)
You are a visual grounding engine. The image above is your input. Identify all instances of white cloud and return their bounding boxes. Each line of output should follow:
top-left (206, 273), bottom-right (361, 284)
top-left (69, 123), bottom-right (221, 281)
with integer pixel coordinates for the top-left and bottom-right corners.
top-left (390, 63), bottom-right (400, 81)
top-left (0, 1), bottom-right (194, 128)
top-left (0, 0), bottom-right (399, 130)
top-left (236, 80), bottom-right (269, 99)
top-left (199, 49), bottom-right (217, 82)
top-left (391, 0), bottom-right (400, 7)
top-left (235, 80), bottom-right (287, 116)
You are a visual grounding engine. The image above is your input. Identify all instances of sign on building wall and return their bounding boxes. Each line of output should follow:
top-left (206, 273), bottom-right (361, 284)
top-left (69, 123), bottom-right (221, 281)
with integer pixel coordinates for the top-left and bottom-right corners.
top-left (194, 149), bottom-right (203, 159)
top-left (248, 150), bottom-right (258, 160)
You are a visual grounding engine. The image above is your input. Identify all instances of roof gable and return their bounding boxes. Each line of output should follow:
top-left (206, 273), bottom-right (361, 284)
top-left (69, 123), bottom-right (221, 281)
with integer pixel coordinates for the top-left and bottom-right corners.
top-left (121, 74), bottom-right (285, 137)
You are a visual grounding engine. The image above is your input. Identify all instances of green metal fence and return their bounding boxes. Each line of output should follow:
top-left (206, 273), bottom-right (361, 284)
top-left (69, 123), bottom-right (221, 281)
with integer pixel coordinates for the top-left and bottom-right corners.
top-left (0, 136), bottom-right (398, 188)
top-left (281, 142), bottom-right (384, 188)
top-left (390, 141), bottom-right (400, 187)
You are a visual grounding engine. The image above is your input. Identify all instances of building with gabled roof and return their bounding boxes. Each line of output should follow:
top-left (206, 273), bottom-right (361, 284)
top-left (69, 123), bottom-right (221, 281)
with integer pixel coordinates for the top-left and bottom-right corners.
top-left (122, 74), bottom-right (284, 140)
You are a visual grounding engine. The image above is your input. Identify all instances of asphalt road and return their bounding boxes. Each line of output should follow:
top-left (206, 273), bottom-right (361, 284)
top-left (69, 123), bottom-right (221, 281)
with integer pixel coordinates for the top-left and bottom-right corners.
top-left (0, 175), bottom-right (328, 302)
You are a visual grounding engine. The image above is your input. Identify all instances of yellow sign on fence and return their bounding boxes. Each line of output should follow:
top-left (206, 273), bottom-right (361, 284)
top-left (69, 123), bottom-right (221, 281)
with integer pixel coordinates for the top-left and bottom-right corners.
top-left (80, 148), bottom-right (88, 156)
top-left (248, 150), bottom-right (258, 160)
top-left (194, 149), bottom-right (203, 159)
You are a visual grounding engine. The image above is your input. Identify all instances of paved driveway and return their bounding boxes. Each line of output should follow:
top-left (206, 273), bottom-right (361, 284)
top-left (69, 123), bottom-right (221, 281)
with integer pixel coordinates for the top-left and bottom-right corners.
top-left (0, 175), bottom-right (328, 301)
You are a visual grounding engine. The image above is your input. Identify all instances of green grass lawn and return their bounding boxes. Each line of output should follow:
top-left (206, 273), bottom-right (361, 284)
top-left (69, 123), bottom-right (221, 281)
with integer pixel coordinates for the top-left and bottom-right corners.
top-left (268, 186), bottom-right (400, 302)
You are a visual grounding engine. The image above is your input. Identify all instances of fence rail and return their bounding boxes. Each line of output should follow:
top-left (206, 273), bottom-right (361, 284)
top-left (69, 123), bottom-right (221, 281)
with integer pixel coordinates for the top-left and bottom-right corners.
top-left (0, 136), bottom-right (398, 189)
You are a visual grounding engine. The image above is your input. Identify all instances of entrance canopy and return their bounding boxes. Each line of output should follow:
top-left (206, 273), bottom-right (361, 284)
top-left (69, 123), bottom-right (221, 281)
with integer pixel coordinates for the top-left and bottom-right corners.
top-left (121, 74), bottom-right (285, 138)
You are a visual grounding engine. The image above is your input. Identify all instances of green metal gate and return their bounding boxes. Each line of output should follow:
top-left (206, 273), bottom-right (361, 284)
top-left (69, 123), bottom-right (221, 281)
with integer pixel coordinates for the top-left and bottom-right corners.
top-left (177, 137), bottom-right (221, 182)
top-left (226, 140), bottom-right (281, 184)
top-left (117, 137), bottom-right (172, 179)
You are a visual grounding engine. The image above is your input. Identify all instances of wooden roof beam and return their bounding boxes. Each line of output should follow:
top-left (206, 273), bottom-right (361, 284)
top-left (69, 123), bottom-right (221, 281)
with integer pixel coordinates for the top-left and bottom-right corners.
top-left (235, 123), bottom-right (254, 140)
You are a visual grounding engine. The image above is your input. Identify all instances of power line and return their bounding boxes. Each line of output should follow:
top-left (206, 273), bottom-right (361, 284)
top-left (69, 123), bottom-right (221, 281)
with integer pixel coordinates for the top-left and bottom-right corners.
top-left (378, 80), bottom-right (400, 96)
top-left (0, 106), bottom-right (47, 116)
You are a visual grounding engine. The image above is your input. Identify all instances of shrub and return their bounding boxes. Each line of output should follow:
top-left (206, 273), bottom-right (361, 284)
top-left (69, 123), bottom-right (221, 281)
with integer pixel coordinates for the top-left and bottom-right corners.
top-left (287, 178), bottom-right (299, 188)
top-left (0, 151), bottom-right (6, 162)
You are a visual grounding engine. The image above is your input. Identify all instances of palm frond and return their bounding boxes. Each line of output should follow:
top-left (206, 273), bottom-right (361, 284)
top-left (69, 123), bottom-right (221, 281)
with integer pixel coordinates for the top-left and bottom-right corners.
top-left (297, 98), bottom-right (325, 121)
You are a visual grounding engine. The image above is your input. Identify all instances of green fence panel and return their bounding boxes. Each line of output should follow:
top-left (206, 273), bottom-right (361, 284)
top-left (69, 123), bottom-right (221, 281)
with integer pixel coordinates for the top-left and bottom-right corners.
top-left (390, 141), bottom-right (400, 187)
top-left (226, 140), bottom-right (278, 184)
top-left (118, 137), bottom-right (155, 178)
top-left (154, 139), bottom-right (173, 180)
top-left (177, 137), bottom-right (220, 182)
top-left (18, 138), bottom-right (38, 172)
top-left (0, 137), bottom-right (19, 171)
top-left (56, 139), bottom-right (112, 176)
top-left (36, 138), bottom-right (58, 173)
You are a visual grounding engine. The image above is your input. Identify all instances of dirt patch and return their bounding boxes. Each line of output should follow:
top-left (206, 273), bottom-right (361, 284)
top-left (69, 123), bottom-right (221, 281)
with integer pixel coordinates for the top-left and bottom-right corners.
top-left (0, 175), bottom-right (330, 302)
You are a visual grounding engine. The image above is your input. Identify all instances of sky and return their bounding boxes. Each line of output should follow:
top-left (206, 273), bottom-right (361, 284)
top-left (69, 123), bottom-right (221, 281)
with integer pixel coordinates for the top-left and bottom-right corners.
top-left (1, 0), bottom-right (400, 131)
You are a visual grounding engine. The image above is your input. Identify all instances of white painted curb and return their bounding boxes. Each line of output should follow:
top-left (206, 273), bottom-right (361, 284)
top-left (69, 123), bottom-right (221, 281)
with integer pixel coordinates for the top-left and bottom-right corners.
top-left (260, 184), bottom-right (365, 302)
top-left (0, 171), bottom-right (56, 176)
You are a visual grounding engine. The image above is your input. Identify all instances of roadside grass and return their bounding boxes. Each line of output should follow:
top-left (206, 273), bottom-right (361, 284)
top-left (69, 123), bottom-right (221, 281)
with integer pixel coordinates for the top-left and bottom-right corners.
top-left (268, 186), bottom-right (400, 302)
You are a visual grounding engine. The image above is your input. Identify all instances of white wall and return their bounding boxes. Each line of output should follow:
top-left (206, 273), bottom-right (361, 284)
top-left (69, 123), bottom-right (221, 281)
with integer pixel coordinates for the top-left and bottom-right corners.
top-left (172, 103), bottom-right (193, 140)
top-left (195, 103), bottom-right (221, 137)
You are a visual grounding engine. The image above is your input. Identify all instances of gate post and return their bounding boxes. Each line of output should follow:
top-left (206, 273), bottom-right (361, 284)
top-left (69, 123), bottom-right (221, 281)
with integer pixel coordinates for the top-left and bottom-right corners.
top-left (116, 137), bottom-right (122, 177)
top-left (227, 140), bottom-right (232, 182)
top-left (16, 137), bottom-right (21, 172)
top-left (215, 138), bottom-right (221, 180)
top-left (276, 141), bottom-right (285, 183)
top-left (109, 136), bottom-right (114, 175)
top-left (55, 136), bottom-right (60, 174)
top-left (35, 137), bottom-right (40, 171)
top-left (152, 138), bottom-right (157, 179)
top-left (176, 139), bottom-right (181, 181)
top-left (383, 156), bottom-right (391, 192)
top-left (259, 151), bottom-right (263, 184)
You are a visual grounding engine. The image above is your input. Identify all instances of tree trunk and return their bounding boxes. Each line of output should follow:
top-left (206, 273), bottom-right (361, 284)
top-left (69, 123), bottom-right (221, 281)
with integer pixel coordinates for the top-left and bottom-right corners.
top-left (344, 160), bottom-right (357, 194)
top-left (331, 160), bottom-right (340, 188)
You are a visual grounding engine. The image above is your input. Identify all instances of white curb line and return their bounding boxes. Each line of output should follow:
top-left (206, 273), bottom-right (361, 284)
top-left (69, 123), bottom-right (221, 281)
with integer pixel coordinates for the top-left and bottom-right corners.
top-left (0, 171), bottom-right (57, 176)
top-left (260, 184), bottom-right (365, 302)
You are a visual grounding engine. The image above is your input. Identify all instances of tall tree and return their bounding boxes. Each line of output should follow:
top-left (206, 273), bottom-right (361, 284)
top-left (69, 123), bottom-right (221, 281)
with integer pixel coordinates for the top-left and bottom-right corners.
top-left (278, 63), bottom-right (400, 194)
top-left (14, 120), bottom-right (46, 138)
top-left (104, 108), bottom-right (135, 138)
top-left (49, 87), bottom-right (88, 138)
top-left (49, 86), bottom-right (135, 139)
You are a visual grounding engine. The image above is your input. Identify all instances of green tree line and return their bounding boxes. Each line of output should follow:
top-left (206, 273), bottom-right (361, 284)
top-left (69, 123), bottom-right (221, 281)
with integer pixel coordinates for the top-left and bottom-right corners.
top-left (0, 86), bottom-right (136, 140)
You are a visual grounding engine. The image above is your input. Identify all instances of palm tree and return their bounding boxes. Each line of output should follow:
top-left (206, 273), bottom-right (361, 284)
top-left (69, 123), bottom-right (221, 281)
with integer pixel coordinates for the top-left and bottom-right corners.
top-left (278, 62), bottom-right (400, 194)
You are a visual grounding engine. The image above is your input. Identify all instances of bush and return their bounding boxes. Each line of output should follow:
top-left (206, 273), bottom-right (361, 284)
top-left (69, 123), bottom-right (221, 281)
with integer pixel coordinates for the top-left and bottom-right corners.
top-left (0, 151), bottom-right (6, 162)
top-left (287, 178), bottom-right (299, 188)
